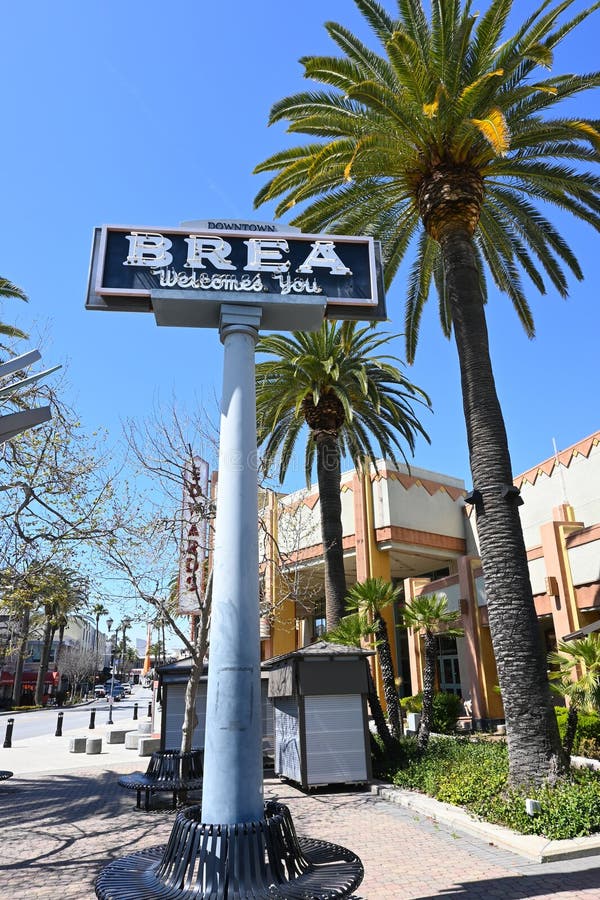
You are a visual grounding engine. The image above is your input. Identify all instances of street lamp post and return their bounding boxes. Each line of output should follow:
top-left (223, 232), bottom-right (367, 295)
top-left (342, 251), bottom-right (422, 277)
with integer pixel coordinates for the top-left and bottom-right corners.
top-left (105, 617), bottom-right (120, 726)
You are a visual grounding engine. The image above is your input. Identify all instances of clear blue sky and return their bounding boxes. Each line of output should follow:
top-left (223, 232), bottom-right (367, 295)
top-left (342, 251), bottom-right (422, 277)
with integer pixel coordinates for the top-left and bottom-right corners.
top-left (2, 2), bottom-right (599, 640)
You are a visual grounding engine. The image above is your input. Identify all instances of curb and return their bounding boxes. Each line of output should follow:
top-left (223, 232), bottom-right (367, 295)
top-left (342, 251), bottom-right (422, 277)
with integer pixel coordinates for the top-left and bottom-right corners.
top-left (372, 782), bottom-right (600, 863)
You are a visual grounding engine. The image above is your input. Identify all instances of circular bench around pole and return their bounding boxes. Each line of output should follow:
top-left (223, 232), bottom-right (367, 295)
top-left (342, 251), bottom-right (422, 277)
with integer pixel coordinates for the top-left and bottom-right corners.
top-left (95, 800), bottom-right (363, 899)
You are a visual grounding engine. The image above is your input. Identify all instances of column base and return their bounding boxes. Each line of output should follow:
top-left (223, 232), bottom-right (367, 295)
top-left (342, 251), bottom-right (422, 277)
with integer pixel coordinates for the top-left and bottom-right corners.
top-left (95, 800), bottom-right (363, 899)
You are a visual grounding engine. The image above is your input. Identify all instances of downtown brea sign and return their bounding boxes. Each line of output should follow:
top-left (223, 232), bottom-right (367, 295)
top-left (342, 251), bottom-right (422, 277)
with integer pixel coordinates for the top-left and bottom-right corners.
top-left (86, 220), bottom-right (386, 328)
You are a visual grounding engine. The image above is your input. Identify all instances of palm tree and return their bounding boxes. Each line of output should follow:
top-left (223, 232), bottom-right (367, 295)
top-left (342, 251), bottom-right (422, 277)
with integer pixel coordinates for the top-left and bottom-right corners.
top-left (1, 567), bottom-right (38, 705)
top-left (399, 593), bottom-right (462, 750)
top-left (11, 601), bottom-right (33, 705)
top-left (346, 577), bottom-right (402, 738)
top-left (324, 611), bottom-right (396, 752)
top-left (253, 0), bottom-right (600, 787)
top-left (91, 603), bottom-right (109, 676)
top-left (0, 276), bottom-right (28, 343)
top-left (33, 567), bottom-right (83, 706)
top-left (549, 635), bottom-right (600, 761)
top-left (256, 320), bottom-right (429, 629)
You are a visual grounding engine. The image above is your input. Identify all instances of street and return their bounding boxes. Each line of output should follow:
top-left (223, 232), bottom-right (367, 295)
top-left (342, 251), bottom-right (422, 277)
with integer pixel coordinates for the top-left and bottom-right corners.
top-left (0, 684), bottom-right (153, 742)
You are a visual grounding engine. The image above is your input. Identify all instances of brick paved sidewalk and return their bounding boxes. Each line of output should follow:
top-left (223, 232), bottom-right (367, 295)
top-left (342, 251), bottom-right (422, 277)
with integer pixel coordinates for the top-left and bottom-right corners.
top-left (1, 763), bottom-right (599, 899)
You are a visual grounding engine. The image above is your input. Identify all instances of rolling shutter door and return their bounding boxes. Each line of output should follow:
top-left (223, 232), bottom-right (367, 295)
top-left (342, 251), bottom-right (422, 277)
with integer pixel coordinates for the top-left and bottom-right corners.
top-left (164, 683), bottom-right (207, 749)
top-left (304, 694), bottom-right (367, 784)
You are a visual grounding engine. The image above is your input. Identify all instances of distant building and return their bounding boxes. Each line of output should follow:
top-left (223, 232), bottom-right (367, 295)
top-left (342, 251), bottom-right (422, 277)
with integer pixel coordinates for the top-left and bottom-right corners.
top-left (0, 613), bottom-right (110, 705)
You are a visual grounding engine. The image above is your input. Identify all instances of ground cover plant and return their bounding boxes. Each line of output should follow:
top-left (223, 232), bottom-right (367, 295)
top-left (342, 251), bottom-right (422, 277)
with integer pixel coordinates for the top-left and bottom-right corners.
top-left (375, 735), bottom-right (600, 840)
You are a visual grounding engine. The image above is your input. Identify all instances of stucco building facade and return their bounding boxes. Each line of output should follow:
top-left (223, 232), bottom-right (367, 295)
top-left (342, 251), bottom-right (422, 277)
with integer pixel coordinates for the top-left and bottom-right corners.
top-left (259, 429), bottom-right (600, 727)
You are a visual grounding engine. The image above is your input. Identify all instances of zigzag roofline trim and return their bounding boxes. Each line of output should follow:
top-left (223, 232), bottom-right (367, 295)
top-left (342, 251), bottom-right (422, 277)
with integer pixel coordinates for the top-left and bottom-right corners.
top-left (515, 430), bottom-right (600, 489)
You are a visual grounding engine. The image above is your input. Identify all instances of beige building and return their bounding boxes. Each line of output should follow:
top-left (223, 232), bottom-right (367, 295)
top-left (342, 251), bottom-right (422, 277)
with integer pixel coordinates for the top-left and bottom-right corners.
top-left (259, 429), bottom-right (600, 727)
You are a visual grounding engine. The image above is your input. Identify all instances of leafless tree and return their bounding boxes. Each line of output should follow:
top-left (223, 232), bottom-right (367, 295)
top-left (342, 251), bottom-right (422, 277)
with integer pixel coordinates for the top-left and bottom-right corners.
top-left (57, 645), bottom-right (96, 699)
top-left (258, 491), bottom-right (324, 639)
top-left (102, 404), bottom-right (217, 753)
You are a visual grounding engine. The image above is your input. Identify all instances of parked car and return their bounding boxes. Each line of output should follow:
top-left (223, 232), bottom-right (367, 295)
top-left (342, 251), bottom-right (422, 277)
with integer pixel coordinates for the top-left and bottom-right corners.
top-left (94, 685), bottom-right (106, 699)
top-left (104, 681), bottom-right (125, 701)
top-left (122, 683), bottom-right (132, 695)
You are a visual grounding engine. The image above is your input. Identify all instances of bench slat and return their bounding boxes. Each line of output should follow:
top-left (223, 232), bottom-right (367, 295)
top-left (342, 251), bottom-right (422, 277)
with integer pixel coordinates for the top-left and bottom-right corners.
top-left (118, 749), bottom-right (203, 811)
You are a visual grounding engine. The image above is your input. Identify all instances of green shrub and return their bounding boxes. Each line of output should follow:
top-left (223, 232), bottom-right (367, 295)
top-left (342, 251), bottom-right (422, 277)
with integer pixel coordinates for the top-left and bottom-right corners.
top-left (400, 693), bottom-right (422, 713)
top-left (387, 735), bottom-right (600, 839)
top-left (555, 706), bottom-right (600, 759)
top-left (400, 692), bottom-right (462, 733)
top-left (432, 692), bottom-right (462, 733)
top-left (371, 732), bottom-right (421, 780)
top-left (578, 737), bottom-right (600, 760)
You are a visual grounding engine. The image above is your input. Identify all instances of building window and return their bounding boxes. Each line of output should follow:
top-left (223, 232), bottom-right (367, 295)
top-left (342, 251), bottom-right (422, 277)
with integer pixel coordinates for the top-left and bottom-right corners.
top-left (313, 598), bottom-right (326, 638)
top-left (437, 635), bottom-right (462, 697)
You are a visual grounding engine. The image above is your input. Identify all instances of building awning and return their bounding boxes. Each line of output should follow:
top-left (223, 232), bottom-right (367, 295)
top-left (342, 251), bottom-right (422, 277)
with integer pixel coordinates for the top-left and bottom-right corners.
top-left (562, 619), bottom-right (600, 641)
top-left (0, 671), bottom-right (58, 685)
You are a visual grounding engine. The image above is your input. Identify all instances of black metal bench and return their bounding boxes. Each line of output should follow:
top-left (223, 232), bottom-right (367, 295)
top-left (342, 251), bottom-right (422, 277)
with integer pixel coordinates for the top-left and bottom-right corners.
top-left (96, 799), bottom-right (364, 899)
top-left (0, 770), bottom-right (13, 782)
top-left (117, 749), bottom-right (203, 811)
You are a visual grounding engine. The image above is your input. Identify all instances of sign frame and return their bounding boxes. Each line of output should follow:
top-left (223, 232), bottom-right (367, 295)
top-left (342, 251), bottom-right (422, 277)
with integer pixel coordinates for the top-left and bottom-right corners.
top-left (86, 223), bottom-right (387, 327)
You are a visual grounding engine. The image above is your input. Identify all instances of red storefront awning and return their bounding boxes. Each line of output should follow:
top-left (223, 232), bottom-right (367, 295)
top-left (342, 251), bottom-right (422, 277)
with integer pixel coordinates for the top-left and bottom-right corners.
top-left (0, 671), bottom-right (58, 686)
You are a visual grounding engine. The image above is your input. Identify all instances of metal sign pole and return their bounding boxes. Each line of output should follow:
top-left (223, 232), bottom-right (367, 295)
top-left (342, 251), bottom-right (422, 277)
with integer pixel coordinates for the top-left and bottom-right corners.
top-left (201, 305), bottom-right (263, 825)
top-left (90, 220), bottom-right (366, 899)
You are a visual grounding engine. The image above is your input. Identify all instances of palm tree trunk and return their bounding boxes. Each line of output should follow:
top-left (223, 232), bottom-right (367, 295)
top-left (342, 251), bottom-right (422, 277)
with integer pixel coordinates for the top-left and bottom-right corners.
top-left (34, 618), bottom-right (55, 706)
top-left (12, 606), bottom-right (31, 705)
top-left (441, 226), bottom-right (564, 786)
top-left (55, 622), bottom-right (66, 666)
top-left (563, 704), bottom-right (579, 761)
top-left (419, 632), bottom-right (437, 750)
top-left (375, 615), bottom-right (402, 738)
top-left (366, 664), bottom-right (395, 753)
top-left (315, 432), bottom-right (347, 629)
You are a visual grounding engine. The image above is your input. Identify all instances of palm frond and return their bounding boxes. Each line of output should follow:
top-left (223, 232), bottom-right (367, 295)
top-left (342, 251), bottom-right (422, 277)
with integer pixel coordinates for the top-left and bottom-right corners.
top-left (354, 0), bottom-right (396, 43)
top-left (253, 0), bottom-right (600, 361)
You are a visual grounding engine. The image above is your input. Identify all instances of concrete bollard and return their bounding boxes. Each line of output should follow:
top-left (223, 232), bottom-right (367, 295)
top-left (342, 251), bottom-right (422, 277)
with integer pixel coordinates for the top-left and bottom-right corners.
top-left (55, 712), bottom-right (64, 737)
top-left (138, 736), bottom-right (160, 756)
top-left (105, 729), bottom-right (130, 744)
top-left (89, 709), bottom-right (96, 730)
top-left (69, 737), bottom-right (87, 753)
top-left (86, 737), bottom-right (102, 755)
top-left (3, 718), bottom-right (14, 748)
top-left (125, 731), bottom-right (140, 750)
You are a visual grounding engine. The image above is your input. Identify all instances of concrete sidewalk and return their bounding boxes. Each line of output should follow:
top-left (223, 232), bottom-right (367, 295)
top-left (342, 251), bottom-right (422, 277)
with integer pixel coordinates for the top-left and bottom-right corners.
top-left (1, 730), bottom-right (600, 899)
top-left (0, 717), bottom-right (156, 777)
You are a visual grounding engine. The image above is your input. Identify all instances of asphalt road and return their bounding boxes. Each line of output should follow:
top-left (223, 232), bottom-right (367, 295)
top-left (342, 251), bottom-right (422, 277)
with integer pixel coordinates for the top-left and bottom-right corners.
top-left (0, 684), bottom-right (153, 741)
